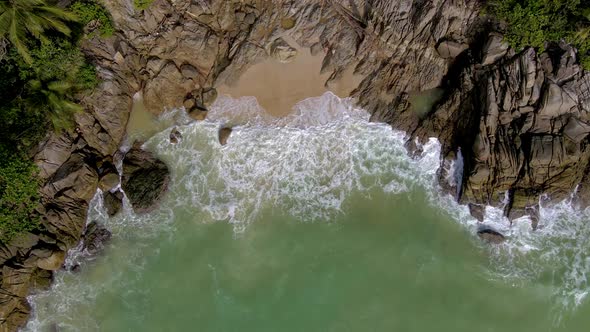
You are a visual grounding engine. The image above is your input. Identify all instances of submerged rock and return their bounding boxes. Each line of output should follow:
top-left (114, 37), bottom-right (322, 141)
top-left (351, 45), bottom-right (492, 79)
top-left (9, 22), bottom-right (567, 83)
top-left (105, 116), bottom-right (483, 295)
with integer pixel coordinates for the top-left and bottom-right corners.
top-left (219, 127), bottom-right (233, 145)
top-left (477, 226), bottom-right (506, 244)
top-left (468, 203), bottom-right (485, 222)
top-left (82, 221), bottom-right (112, 255)
top-left (104, 190), bottom-right (124, 217)
top-left (122, 143), bottom-right (170, 213)
top-left (29, 268), bottom-right (53, 292)
top-left (170, 127), bottom-right (182, 144)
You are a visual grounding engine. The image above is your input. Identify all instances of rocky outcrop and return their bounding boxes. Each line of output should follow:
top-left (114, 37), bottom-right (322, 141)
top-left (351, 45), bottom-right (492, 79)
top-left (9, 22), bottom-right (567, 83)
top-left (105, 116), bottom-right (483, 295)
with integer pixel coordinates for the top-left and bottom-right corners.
top-left (121, 143), bottom-right (170, 213)
top-left (293, 0), bottom-right (590, 224)
top-left (410, 38), bottom-right (590, 224)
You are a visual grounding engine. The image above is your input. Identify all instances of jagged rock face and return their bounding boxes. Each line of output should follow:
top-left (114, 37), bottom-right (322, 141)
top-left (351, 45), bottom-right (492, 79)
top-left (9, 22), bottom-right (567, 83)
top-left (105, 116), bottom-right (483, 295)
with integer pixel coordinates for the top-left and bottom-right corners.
top-left (463, 44), bottom-right (590, 216)
top-left (414, 36), bottom-right (590, 220)
top-left (351, 0), bottom-right (480, 121)
top-left (93, 0), bottom-right (480, 116)
top-left (121, 143), bottom-right (170, 213)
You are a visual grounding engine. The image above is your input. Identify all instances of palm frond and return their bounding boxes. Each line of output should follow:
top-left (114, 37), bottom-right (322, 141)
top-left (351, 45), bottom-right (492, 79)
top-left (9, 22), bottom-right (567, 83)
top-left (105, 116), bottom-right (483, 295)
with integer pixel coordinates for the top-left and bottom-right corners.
top-left (47, 80), bottom-right (73, 94)
top-left (9, 13), bottom-right (32, 63)
top-left (36, 14), bottom-right (72, 36)
top-left (0, 0), bottom-right (78, 63)
top-left (60, 100), bottom-right (83, 113)
top-left (27, 79), bottom-right (42, 90)
top-left (0, 11), bottom-right (12, 37)
top-left (39, 6), bottom-right (78, 23)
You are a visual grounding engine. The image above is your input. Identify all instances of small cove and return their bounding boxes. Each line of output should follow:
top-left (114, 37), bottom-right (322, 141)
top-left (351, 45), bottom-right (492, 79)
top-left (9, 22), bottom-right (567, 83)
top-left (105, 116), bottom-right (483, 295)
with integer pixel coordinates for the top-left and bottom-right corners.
top-left (25, 92), bottom-right (590, 331)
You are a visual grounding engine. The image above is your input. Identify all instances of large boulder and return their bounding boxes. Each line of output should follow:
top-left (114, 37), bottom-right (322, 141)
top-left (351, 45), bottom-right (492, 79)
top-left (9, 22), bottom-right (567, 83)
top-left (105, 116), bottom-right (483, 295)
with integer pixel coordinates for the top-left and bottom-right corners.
top-left (103, 190), bottom-right (124, 217)
top-left (82, 221), bottom-right (112, 256)
top-left (121, 143), bottom-right (170, 213)
top-left (477, 226), bottom-right (506, 244)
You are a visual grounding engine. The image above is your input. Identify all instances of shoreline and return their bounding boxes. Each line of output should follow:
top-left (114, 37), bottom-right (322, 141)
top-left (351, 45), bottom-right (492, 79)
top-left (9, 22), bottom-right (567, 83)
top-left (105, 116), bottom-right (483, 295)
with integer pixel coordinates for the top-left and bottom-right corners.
top-left (217, 36), bottom-right (362, 117)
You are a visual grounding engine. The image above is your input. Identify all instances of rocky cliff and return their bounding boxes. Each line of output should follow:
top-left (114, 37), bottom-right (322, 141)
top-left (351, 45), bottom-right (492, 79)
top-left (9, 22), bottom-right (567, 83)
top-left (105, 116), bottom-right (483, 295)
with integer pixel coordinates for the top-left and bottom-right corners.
top-left (2, 0), bottom-right (590, 330)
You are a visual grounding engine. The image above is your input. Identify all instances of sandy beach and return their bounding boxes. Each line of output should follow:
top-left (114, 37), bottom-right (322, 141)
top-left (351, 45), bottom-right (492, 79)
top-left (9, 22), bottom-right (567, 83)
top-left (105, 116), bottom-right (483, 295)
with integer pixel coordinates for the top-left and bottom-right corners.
top-left (217, 38), bottom-right (361, 117)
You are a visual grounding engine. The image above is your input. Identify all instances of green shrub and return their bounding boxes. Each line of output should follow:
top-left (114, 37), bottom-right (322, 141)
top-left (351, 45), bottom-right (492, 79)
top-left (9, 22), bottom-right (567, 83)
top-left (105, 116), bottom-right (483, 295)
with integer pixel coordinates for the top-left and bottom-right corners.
top-left (0, 157), bottom-right (41, 242)
top-left (0, 52), bottom-right (47, 151)
top-left (10, 38), bottom-right (97, 130)
top-left (15, 38), bottom-right (89, 83)
top-left (0, 97), bottom-right (47, 150)
top-left (77, 63), bottom-right (100, 91)
top-left (134, 0), bottom-right (154, 10)
top-left (489, 0), bottom-right (590, 69)
top-left (69, 0), bottom-right (115, 37)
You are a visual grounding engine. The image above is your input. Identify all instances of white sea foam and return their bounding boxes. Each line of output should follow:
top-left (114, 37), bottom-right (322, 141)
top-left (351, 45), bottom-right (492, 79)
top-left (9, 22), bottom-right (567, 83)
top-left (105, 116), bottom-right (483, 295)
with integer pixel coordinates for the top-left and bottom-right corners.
top-left (25, 91), bottom-right (590, 330)
top-left (148, 92), bottom-right (420, 230)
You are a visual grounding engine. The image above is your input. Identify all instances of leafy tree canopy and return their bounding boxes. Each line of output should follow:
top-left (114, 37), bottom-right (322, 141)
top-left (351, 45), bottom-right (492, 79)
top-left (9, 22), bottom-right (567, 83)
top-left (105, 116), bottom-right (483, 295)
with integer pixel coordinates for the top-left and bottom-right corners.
top-left (0, 0), bottom-right (78, 63)
top-left (489, 0), bottom-right (590, 68)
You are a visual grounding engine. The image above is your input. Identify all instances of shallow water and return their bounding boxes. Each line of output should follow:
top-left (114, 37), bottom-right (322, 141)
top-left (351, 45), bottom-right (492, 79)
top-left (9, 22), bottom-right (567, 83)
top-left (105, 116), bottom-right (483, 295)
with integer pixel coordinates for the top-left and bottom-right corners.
top-left (26, 93), bottom-right (590, 332)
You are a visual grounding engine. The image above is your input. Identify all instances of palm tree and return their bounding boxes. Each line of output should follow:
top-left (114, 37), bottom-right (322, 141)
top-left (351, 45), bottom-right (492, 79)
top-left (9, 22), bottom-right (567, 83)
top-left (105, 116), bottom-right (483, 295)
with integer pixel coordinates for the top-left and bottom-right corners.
top-left (0, 0), bottom-right (78, 63)
top-left (26, 78), bottom-right (83, 130)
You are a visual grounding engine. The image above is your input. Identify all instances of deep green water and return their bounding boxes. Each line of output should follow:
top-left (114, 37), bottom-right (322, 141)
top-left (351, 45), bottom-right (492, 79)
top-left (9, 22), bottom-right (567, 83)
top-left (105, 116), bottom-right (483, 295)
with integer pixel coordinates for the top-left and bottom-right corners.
top-left (25, 93), bottom-right (590, 331)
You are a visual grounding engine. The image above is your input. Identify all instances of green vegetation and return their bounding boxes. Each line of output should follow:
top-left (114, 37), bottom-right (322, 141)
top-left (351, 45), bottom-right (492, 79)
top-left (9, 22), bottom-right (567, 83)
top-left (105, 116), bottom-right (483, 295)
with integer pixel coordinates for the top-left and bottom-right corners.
top-left (70, 0), bottom-right (115, 37)
top-left (134, 0), bottom-right (154, 10)
top-left (489, 0), bottom-right (590, 69)
top-left (13, 38), bottom-right (97, 129)
top-left (0, 0), bottom-right (110, 242)
top-left (0, 0), bottom-right (77, 63)
top-left (0, 158), bottom-right (41, 242)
